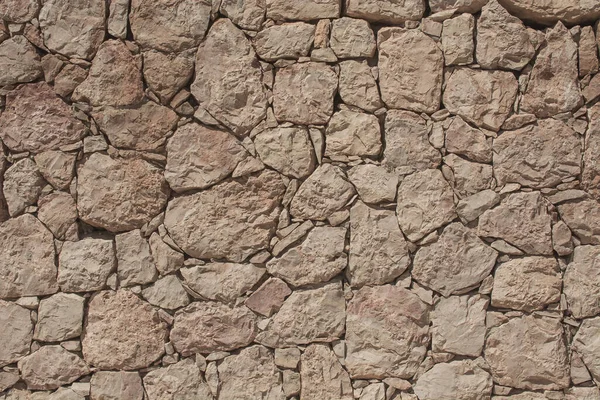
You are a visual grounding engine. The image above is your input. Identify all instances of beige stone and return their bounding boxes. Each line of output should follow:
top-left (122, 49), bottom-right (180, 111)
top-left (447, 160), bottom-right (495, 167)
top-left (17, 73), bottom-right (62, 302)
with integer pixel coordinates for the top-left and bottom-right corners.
top-left (559, 199), bottom-right (600, 245)
top-left (445, 116), bottom-right (492, 163)
top-left (565, 387), bottom-right (600, 400)
top-left (573, 317), bottom-right (600, 382)
top-left (142, 275), bottom-right (190, 310)
top-left (220, 0), bottom-right (265, 30)
top-left (254, 22), bottom-right (314, 61)
top-left (53, 64), bottom-right (88, 97)
top-left (346, 0), bottom-right (425, 23)
top-left (143, 358), bottom-right (212, 400)
top-left (441, 14), bottom-right (474, 66)
top-left (579, 26), bottom-right (599, 77)
top-left (497, 0), bottom-right (600, 25)
top-left (90, 371), bottom-right (144, 400)
top-left (325, 110), bottom-right (382, 158)
top-left (0, 300), bottom-right (32, 367)
top-left (37, 192), bottom-right (78, 239)
top-left (58, 238), bottom-right (115, 293)
top-left (0, 0), bottom-right (39, 22)
top-left (143, 49), bottom-right (195, 105)
top-left (34, 151), bottom-right (76, 190)
top-left (583, 104), bottom-right (600, 200)
top-left (552, 220), bottom-right (573, 256)
top-left (301, 344), bottom-right (353, 400)
top-left (34, 293), bottom-right (84, 342)
top-left (3, 158), bottom-right (45, 217)
top-left (456, 189), bottom-right (500, 223)
top-left (266, 0), bottom-right (339, 20)
top-left (254, 126), bottom-right (316, 179)
top-left (347, 164), bottom-right (398, 204)
top-left (18, 346), bottom-right (89, 390)
top-left (414, 360), bottom-right (493, 400)
top-left (115, 229), bottom-right (156, 287)
top-left (564, 246), bottom-right (600, 319)
top-left (149, 233), bottom-right (184, 275)
top-left (330, 17), bottom-right (376, 58)
top-left (107, 0), bottom-right (128, 38)
top-left (245, 277), bottom-right (291, 317)
top-left (429, 0), bottom-right (487, 13)
top-left (0, 36), bottom-right (42, 86)
top-left (338, 60), bottom-right (383, 112)
top-left (444, 155), bottom-right (494, 198)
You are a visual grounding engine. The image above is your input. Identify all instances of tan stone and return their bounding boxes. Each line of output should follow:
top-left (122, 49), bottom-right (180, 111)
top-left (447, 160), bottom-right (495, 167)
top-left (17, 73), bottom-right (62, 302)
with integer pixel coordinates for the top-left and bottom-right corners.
top-left (115, 229), bottom-right (156, 287)
top-left (497, 0), bottom-right (600, 25)
top-left (266, 0), bottom-right (339, 20)
top-left (18, 346), bottom-right (89, 390)
top-left (583, 104), bottom-right (600, 200)
top-left (338, 60), bottom-right (383, 112)
top-left (330, 17), bottom-right (376, 58)
top-left (142, 49), bottom-right (195, 105)
top-left (325, 110), bottom-right (382, 158)
top-left (559, 199), bottom-right (600, 245)
top-left (245, 277), bottom-right (291, 317)
top-left (254, 126), bottom-right (316, 179)
top-left (220, 0), bottom-right (265, 30)
top-left (90, 371), bottom-right (144, 400)
top-left (457, 189), bottom-right (500, 223)
top-left (254, 22), bottom-right (314, 61)
top-left (107, 0), bottom-right (128, 38)
top-left (414, 360), bottom-right (493, 400)
top-left (34, 293), bottom-right (84, 342)
top-left (0, 0), bottom-right (39, 22)
top-left (346, 0), bottom-right (425, 23)
top-left (563, 246), bottom-right (600, 319)
top-left (143, 358), bottom-right (212, 400)
top-left (301, 344), bottom-right (353, 400)
top-left (565, 387), bottom-right (600, 400)
top-left (53, 64), bottom-right (88, 98)
top-left (142, 275), bottom-right (190, 310)
top-left (579, 26), bottom-right (598, 77)
top-left (347, 164), bottom-right (398, 204)
top-left (59, 238), bottom-right (115, 293)
top-left (0, 300), bottom-right (32, 367)
top-left (3, 158), bottom-right (45, 217)
top-left (445, 116), bottom-right (492, 163)
top-left (441, 14), bottom-right (474, 66)
top-left (573, 317), bottom-right (600, 382)
top-left (37, 192), bottom-right (78, 239)
top-left (552, 220), bottom-right (573, 256)
top-left (0, 36), bottom-right (42, 86)
top-left (429, 0), bottom-right (487, 13)
top-left (149, 233), bottom-right (184, 275)
top-left (34, 151), bottom-right (76, 190)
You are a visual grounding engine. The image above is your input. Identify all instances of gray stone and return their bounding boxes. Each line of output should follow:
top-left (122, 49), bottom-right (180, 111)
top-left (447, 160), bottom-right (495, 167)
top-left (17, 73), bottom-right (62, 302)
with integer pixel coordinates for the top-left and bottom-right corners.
top-left (0, 36), bottom-right (42, 86)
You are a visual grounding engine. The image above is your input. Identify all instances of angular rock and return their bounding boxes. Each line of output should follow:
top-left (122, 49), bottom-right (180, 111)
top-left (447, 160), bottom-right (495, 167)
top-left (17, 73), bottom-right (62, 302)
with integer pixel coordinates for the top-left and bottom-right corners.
top-left (77, 153), bottom-right (170, 232)
top-left (396, 169), bottom-right (456, 242)
top-left (0, 82), bottom-right (85, 153)
top-left (349, 201), bottom-right (410, 287)
top-left (492, 256), bottom-right (561, 311)
top-left (346, 0), bottom-right (425, 23)
top-left (18, 346), bottom-right (89, 390)
top-left (346, 285), bottom-right (429, 379)
top-left (39, 0), bottom-right (105, 59)
top-left (0, 36), bottom-right (42, 86)
top-left (338, 60), bottom-right (383, 112)
top-left (429, 0), bottom-right (487, 13)
top-left (142, 275), bottom-right (189, 310)
top-left (583, 104), bottom-right (600, 199)
top-left (565, 387), bottom-right (600, 400)
top-left (266, 0), bottom-right (339, 20)
top-left (378, 28), bottom-right (443, 114)
top-left (443, 67), bottom-right (518, 131)
top-left (497, 0), bottom-right (600, 25)
top-left (444, 154), bottom-right (494, 199)
top-left (0, 372), bottom-right (20, 393)
top-left (254, 126), bottom-right (316, 179)
top-left (143, 358), bottom-right (212, 400)
top-left (34, 293), bottom-right (84, 342)
top-left (0, 214), bottom-right (58, 298)
top-left (37, 191), bottom-right (78, 239)
top-left (478, 191), bottom-right (553, 255)
top-left (149, 233), bottom-right (184, 275)
top-left (521, 22), bottom-right (582, 117)
top-left (34, 151), bottom-right (76, 190)
top-left (90, 371), bottom-right (144, 400)
top-left (347, 164), bottom-right (398, 204)
top-left (273, 62), bottom-right (337, 125)
top-left (445, 116), bottom-right (492, 163)
top-left (220, 0), bottom-right (265, 30)
top-left (456, 189), bottom-right (500, 223)
top-left (3, 158), bottom-right (45, 217)
top-left (485, 315), bottom-right (569, 390)
top-left (142, 49), bottom-right (195, 105)
top-left (256, 281), bottom-right (345, 347)
top-left (301, 344), bottom-right (353, 400)
top-left (325, 110), bottom-right (382, 158)
top-left (414, 360), bottom-right (493, 400)
top-left (330, 17), bottom-right (376, 59)
top-left (245, 278), bottom-right (291, 317)
top-left (191, 19), bottom-right (267, 136)
top-left (0, 0), bottom-right (39, 22)
top-left (115, 229), bottom-right (156, 287)
top-left (83, 290), bottom-right (167, 370)
top-left (558, 199), bottom-right (600, 245)
top-left (0, 300), bottom-right (32, 367)
top-left (107, 0), bottom-right (128, 38)
top-left (165, 123), bottom-right (247, 192)
top-left (552, 220), bottom-right (573, 256)
top-left (72, 40), bottom-right (144, 107)
top-left (165, 170), bottom-right (284, 262)
top-left (573, 317), bottom-right (600, 382)
top-left (170, 302), bottom-right (256, 355)
top-left (564, 246), bottom-right (600, 319)
top-left (579, 26), bottom-right (598, 77)
top-left (58, 238), bottom-right (115, 293)
top-left (441, 14), bottom-right (474, 66)
top-left (53, 64), bottom-right (88, 98)
top-left (253, 22), bottom-right (314, 61)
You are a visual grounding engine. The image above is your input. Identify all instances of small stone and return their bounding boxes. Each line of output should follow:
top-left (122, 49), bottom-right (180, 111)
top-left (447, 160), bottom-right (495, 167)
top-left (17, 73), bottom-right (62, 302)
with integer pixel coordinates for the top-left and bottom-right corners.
top-left (0, 300), bottom-right (32, 367)
top-left (18, 345), bottom-right (89, 390)
top-left (245, 278), bottom-right (292, 317)
top-left (441, 14), bottom-right (474, 66)
top-left (266, 0), bottom-right (339, 20)
top-left (573, 317), bottom-right (600, 382)
top-left (579, 26), bottom-right (599, 77)
top-left (301, 344), bottom-right (353, 400)
top-left (497, 0), bottom-right (600, 25)
top-left (143, 49), bottom-right (195, 105)
top-left (347, 164), bottom-right (398, 204)
top-left (501, 113), bottom-right (537, 130)
top-left (274, 347), bottom-right (301, 369)
top-left (345, 0), bottom-right (425, 24)
top-left (565, 387), bottom-right (600, 400)
top-left (37, 192), bottom-right (77, 240)
top-left (34, 151), bottom-right (76, 190)
top-left (90, 371), bottom-right (144, 400)
top-left (552, 220), bottom-right (573, 256)
top-left (4, 158), bottom-right (45, 217)
top-left (0, 0), bottom-right (39, 22)
top-left (149, 233), bottom-right (184, 275)
top-left (563, 246), bottom-right (600, 319)
top-left (0, 371), bottom-right (20, 392)
top-left (143, 358), bottom-right (212, 400)
top-left (107, 0), bottom-right (128, 38)
top-left (583, 104), bottom-right (600, 199)
top-left (282, 370), bottom-right (300, 397)
top-left (220, 0), bottom-right (265, 30)
top-left (142, 275), bottom-right (189, 310)
top-left (253, 22), bottom-right (315, 61)
top-left (115, 229), bottom-right (156, 287)
top-left (338, 60), bottom-right (383, 112)
top-left (330, 17), bottom-right (376, 59)
top-left (445, 116), bottom-right (492, 163)
top-left (457, 189), bottom-right (500, 223)
top-left (0, 36), bottom-right (42, 86)
top-left (34, 293), bottom-right (84, 342)
top-left (445, 154), bottom-right (494, 199)
top-left (558, 199), bottom-right (600, 245)
top-left (53, 64), bottom-right (88, 97)
top-left (254, 126), bottom-right (316, 179)
top-left (58, 238), bottom-right (115, 293)
top-left (325, 110), bottom-right (381, 158)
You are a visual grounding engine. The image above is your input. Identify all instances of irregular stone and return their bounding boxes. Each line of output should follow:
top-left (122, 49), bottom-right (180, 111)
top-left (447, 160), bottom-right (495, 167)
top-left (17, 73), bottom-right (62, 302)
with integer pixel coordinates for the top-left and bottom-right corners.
top-left (565, 387), bottom-right (600, 400)
top-left (378, 28), bottom-right (443, 114)
top-left (496, 0), bottom-right (600, 25)
top-left (476, 0), bottom-right (535, 70)
top-left (558, 199), bottom-right (600, 245)
top-left (72, 40), bottom-right (144, 107)
top-left (414, 360), bottom-right (493, 400)
top-left (443, 67), bottom-right (518, 131)
top-left (0, 214), bottom-right (58, 298)
top-left (170, 302), bottom-right (256, 354)
top-left (492, 256), bottom-right (561, 311)
top-left (493, 119), bottom-right (581, 189)
top-left (583, 104), bottom-right (600, 199)
top-left (3, 158), bottom-right (44, 217)
top-left (445, 116), bottom-right (492, 163)
top-left (37, 192), bottom-right (77, 239)
top-left (338, 60), bottom-right (383, 112)
top-left (58, 238), bottom-right (115, 293)
top-left (191, 19), bottom-right (267, 136)
top-left (77, 153), bottom-right (170, 232)
top-left (39, 0), bottom-right (105, 59)
top-left (256, 281), bottom-right (345, 347)
top-left (0, 0), bottom-right (39, 22)
top-left (218, 345), bottom-right (285, 399)
top-left (107, 0), bottom-right (128, 38)
top-left (349, 201), bottom-right (410, 287)
top-left (445, 154), bottom-right (493, 198)
top-left (143, 358), bottom-right (212, 400)
top-left (181, 262), bottom-right (264, 302)
top-left (478, 191), bottom-right (553, 255)
top-left (143, 49), bottom-right (195, 105)
top-left (456, 189), bottom-right (500, 223)
top-left (115, 229), bottom-right (156, 287)
top-left (501, 113), bottom-right (537, 130)
top-left (0, 82), bottom-right (85, 153)
top-left (0, 36), bottom-right (42, 86)
top-left (267, 226), bottom-right (346, 287)
top-left (220, 0), bottom-right (265, 30)
top-left (245, 278), bottom-right (291, 317)
top-left (579, 26), bottom-right (598, 77)
top-left (266, 0), bottom-right (339, 20)
top-left (521, 22), bottom-right (582, 117)
top-left (129, 0), bottom-right (210, 52)
top-left (441, 14), bottom-right (474, 66)
top-left (346, 0), bottom-right (425, 23)
top-left (429, 0), bottom-right (487, 13)
top-left (573, 317), bottom-right (600, 382)
top-left (165, 170), bottom-right (284, 262)
top-left (18, 346), bottom-right (89, 390)
top-left (82, 290), bottom-right (167, 370)
top-left (0, 371), bottom-right (20, 392)
top-left (485, 315), bottom-right (569, 390)
top-left (90, 371), bottom-right (144, 400)
top-left (346, 285), bottom-right (429, 379)
top-left (254, 126), bottom-right (316, 179)
top-left (34, 293), bottom-right (84, 342)
top-left (274, 347), bottom-right (301, 370)
top-left (563, 246), bottom-right (600, 319)
top-left (53, 64), bottom-right (88, 97)
top-left (347, 164), bottom-right (397, 204)
top-left (165, 123), bottom-right (247, 192)
top-left (273, 62), bottom-right (337, 125)
top-left (396, 169), bottom-right (456, 242)
top-left (325, 110), bottom-right (382, 158)
top-left (0, 300), bottom-right (32, 367)
top-left (552, 220), bottom-right (573, 256)
top-left (34, 151), bottom-right (76, 190)
top-left (254, 22), bottom-right (314, 61)
top-left (330, 17), bottom-right (376, 59)
top-left (92, 102), bottom-right (178, 151)
top-left (301, 344), bottom-right (353, 400)
top-left (149, 233), bottom-right (184, 275)
top-left (142, 275), bottom-right (189, 310)
top-left (413, 222), bottom-right (497, 296)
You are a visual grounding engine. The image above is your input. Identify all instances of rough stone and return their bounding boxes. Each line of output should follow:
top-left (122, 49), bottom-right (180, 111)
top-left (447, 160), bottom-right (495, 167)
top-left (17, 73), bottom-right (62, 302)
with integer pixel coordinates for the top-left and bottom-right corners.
top-left (563, 246), bottom-right (600, 319)
top-left (445, 116), bottom-right (492, 163)
top-left (37, 192), bottom-right (77, 239)
top-left (558, 199), bottom-right (600, 245)
top-left (444, 154), bottom-right (494, 199)
top-left (325, 110), bottom-right (382, 158)
top-left (413, 360), bottom-right (493, 400)
top-left (429, 0), bottom-right (487, 13)
top-left (0, 0), bottom-right (39, 22)
top-left (254, 126), bottom-right (316, 179)
top-left (346, 0), bottom-right (425, 23)
top-left (220, 0), bottom-right (265, 30)
top-left (254, 22), bottom-right (315, 61)
top-left (58, 238), bottom-right (115, 293)
top-left (18, 346), bottom-right (89, 390)
top-left (338, 60), bottom-right (383, 112)
top-left (583, 104), bottom-right (600, 200)
top-left (266, 0), bottom-right (339, 20)
top-left (34, 293), bottom-right (84, 342)
top-left (90, 371), bottom-right (144, 400)
top-left (441, 14), bottom-right (474, 66)
top-left (142, 275), bottom-right (190, 310)
top-left (0, 36), bottom-right (42, 86)
top-left (149, 233), bottom-right (184, 275)
top-left (53, 64), bottom-right (88, 98)
top-left (456, 189), bottom-right (501, 223)
top-left (0, 300), bottom-right (32, 367)
top-left (142, 50), bottom-right (195, 105)
top-left (496, 0), bottom-right (600, 25)
top-left (107, 0), bottom-right (128, 39)
top-left (3, 158), bottom-right (45, 217)
top-left (301, 344), bottom-right (353, 400)
top-left (115, 229), bottom-right (156, 287)
top-left (330, 17), bottom-right (376, 59)
top-left (573, 317), bottom-right (600, 382)
top-left (245, 278), bottom-right (291, 317)
top-left (579, 26), bottom-right (598, 77)
top-left (552, 220), bottom-right (573, 256)
top-left (143, 358), bottom-right (212, 400)
top-left (34, 151), bottom-right (76, 190)
top-left (347, 164), bottom-right (398, 204)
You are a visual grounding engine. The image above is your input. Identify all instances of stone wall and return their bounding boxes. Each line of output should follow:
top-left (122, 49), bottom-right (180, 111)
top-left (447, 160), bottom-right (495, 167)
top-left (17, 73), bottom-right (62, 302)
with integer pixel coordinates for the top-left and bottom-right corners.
top-left (1, 0), bottom-right (600, 398)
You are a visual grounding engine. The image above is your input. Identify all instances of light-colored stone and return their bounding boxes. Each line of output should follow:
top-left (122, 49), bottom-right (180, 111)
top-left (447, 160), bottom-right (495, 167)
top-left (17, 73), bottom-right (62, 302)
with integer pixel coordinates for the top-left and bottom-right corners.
top-left (34, 293), bottom-right (84, 342)
top-left (429, 0), bottom-right (487, 13)
top-left (266, 0), bottom-right (339, 20)
top-left (0, 0), bottom-right (39, 22)
top-left (107, 0), bottom-right (128, 38)
top-left (441, 14), bottom-right (474, 66)
top-left (90, 371), bottom-right (144, 400)
top-left (142, 275), bottom-right (189, 310)
top-left (496, 0), bottom-right (600, 25)
top-left (143, 358), bottom-right (212, 400)
top-left (274, 347), bottom-right (300, 369)
top-left (53, 64), bottom-right (88, 98)
top-left (254, 22), bottom-right (314, 61)
top-left (245, 278), bottom-right (291, 317)
top-left (338, 60), bottom-right (383, 112)
top-left (58, 238), bottom-right (115, 293)
top-left (445, 116), bottom-right (492, 163)
top-left (0, 371), bottom-right (20, 392)
top-left (414, 360), bottom-right (493, 400)
top-left (3, 158), bottom-right (44, 217)
top-left (37, 192), bottom-right (78, 239)
top-left (254, 126), bottom-right (316, 179)
top-left (330, 17), bottom-right (376, 59)
top-left (18, 346), bottom-right (89, 390)
top-left (149, 233), bottom-right (184, 275)
top-left (564, 246), bottom-right (600, 319)
top-left (579, 26), bottom-right (599, 77)
top-left (583, 104), bottom-right (600, 200)
top-left (325, 110), bottom-right (382, 158)
top-left (559, 199), bottom-right (600, 245)
top-left (301, 344), bottom-right (353, 400)
top-left (565, 387), bottom-right (600, 400)
top-left (378, 28), bottom-right (443, 114)
top-left (220, 0), bottom-right (265, 30)
top-left (347, 164), bottom-right (397, 204)
top-left (574, 317), bottom-right (600, 382)
top-left (115, 229), bottom-right (156, 287)
top-left (143, 49), bottom-right (195, 105)
top-left (457, 189), bottom-right (500, 223)
top-left (346, 0), bottom-right (425, 23)
top-left (0, 300), bottom-right (32, 367)
top-left (552, 220), bottom-right (573, 256)
top-left (0, 36), bottom-right (42, 86)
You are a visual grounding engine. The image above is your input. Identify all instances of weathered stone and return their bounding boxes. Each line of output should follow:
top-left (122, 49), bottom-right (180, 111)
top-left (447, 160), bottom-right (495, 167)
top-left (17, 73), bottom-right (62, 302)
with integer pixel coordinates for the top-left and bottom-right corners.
top-left (83, 290), bottom-right (167, 369)
top-left (456, 189), bottom-right (500, 223)
top-left (149, 233), bottom-right (184, 275)
top-left (445, 116), bottom-right (492, 163)
top-left (378, 28), bottom-right (443, 114)
top-left (0, 300), bottom-right (32, 367)
top-left (266, 0), bottom-right (339, 20)
top-left (34, 151), bottom-right (76, 190)
top-left (18, 346), bottom-right (89, 390)
top-left (90, 371), bottom-right (144, 400)
top-left (77, 153), bottom-right (170, 232)
top-left (130, 0), bottom-right (210, 51)
top-left (325, 110), bottom-right (381, 158)
top-left (34, 293), bottom-right (84, 342)
top-left (0, 36), bottom-right (42, 86)
top-left (37, 192), bottom-right (77, 239)
top-left (478, 191), bottom-right (553, 255)
top-left (254, 22), bottom-right (314, 61)
top-left (0, 0), bottom-right (39, 22)
top-left (165, 170), bottom-right (284, 262)
top-left (429, 0), bottom-right (487, 13)
top-left (558, 199), bottom-right (600, 245)
top-left (583, 104), bottom-right (600, 200)
top-left (492, 257), bottom-right (561, 311)
top-left (191, 19), bottom-right (267, 136)
top-left (142, 275), bottom-right (189, 310)
top-left (58, 238), bottom-right (115, 292)
top-left (0, 214), bottom-right (58, 299)
top-left (338, 60), bottom-right (383, 112)
top-left (72, 40), bottom-right (144, 107)
top-left (396, 169), bottom-right (456, 242)
top-left (107, 0), bottom-right (128, 38)
top-left (256, 281), bottom-right (345, 347)
top-left (441, 14), bottom-right (474, 66)
top-left (413, 222), bottom-right (497, 296)
top-left (245, 278), bottom-right (291, 317)
top-left (301, 344), bottom-right (353, 400)
top-left (414, 360), bottom-right (493, 400)
top-left (254, 126), bottom-right (316, 179)
top-left (521, 22), bottom-right (582, 117)
top-left (443, 67), bottom-right (518, 131)
top-left (290, 164), bottom-right (355, 221)
top-left (143, 358), bottom-right (212, 400)
top-left (445, 154), bottom-right (494, 198)
top-left (4, 158), bottom-right (44, 217)
top-left (171, 302), bottom-right (256, 355)
top-left (53, 64), bottom-right (88, 97)
top-left (346, 0), bottom-right (425, 23)
top-left (565, 387), bottom-right (600, 400)
top-left (273, 62), bottom-right (337, 125)
top-left (39, 0), bottom-right (105, 59)
top-left (267, 226), bottom-right (346, 287)
top-left (496, 0), bottom-right (600, 25)
top-left (563, 246), bottom-right (600, 319)
top-left (0, 371), bottom-right (20, 392)
top-left (579, 26), bottom-right (598, 77)
top-left (347, 164), bottom-right (397, 204)
top-left (115, 229), bottom-right (156, 287)
top-left (573, 317), bottom-right (600, 382)
top-left (485, 315), bottom-right (569, 390)
top-left (349, 201), bottom-right (410, 287)
top-left (165, 123), bottom-right (247, 192)
top-left (143, 49), bottom-right (195, 105)
top-left (552, 220), bottom-right (573, 256)
top-left (220, 0), bottom-right (265, 30)
top-left (0, 82), bottom-right (85, 153)
top-left (346, 285), bottom-right (429, 379)
top-left (330, 17), bottom-right (376, 58)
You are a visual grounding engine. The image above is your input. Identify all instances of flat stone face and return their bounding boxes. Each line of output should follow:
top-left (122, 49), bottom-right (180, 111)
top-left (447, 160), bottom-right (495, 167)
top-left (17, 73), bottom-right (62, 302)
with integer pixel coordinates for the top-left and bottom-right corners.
top-left (573, 317), bottom-right (600, 382)
top-left (141, 275), bottom-right (190, 310)
top-left (58, 238), bottom-right (115, 293)
top-left (558, 199), bottom-right (600, 245)
top-left (18, 346), bottom-right (89, 390)
top-left (338, 60), bottom-right (383, 112)
top-left (0, 36), bottom-right (42, 87)
top-left (115, 229), bottom-right (156, 287)
top-left (564, 246), bottom-right (600, 319)
top-left (220, 0), bottom-right (265, 30)
top-left (300, 344), bottom-right (353, 400)
top-left (34, 293), bottom-right (84, 342)
top-left (253, 22), bottom-right (315, 61)
top-left (266, 0), bottom-right (340, 20)
top-left (583, 97), bottom-right (600, 200)
top-left (3, 158), bottom-right (44, 217)
top-left (254, 126), bottom-right (316, 179)
top-left (414, 360), bottom-right (493, 400)
top-left (497, 0), bottom-right (600, 24)
top-left (143, 358), bottom-right (212, 400)
top-left (378, 28), bottom-right (443, 114)
top-left (485, 315), bottom-right (570, 390)
top-left (347, 164), bottom-right (398, 204)
top-left (245, 278), bottom-right (291, 317)
top-left (91, 371), bottom-right (144, 400)
top-left (445, 116), bottom-right (492, 164)
top-left (445, 155), bottom-right (494, 199)
top-left (346, 0), bottom-right (425, 23)
top-left (164, 170), bottom-right (284, 262)
top-left (441, 14), bottom-right (474, 66)
top-left (0, 301), bottom-right (32, 367)
top-left (37, 192), bottom-right (78, 240)
top-left (325, 110), bottom-right (382, 158)
top-left (330, 17), bottom-right (376, 59)
top-left (429, 0), bottom-right (487, 13)
top-left (142, 49), bottom-right (195, 105)
top-left (82, 290), bottom-right (167, 370)
top-left (346, 285), bottom-right (430, 379)
top-left (0, 0), bottom-right (39, 22)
